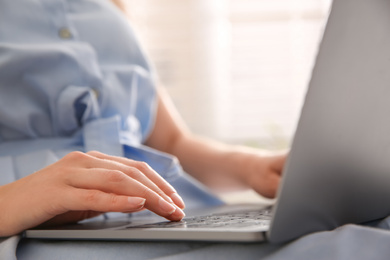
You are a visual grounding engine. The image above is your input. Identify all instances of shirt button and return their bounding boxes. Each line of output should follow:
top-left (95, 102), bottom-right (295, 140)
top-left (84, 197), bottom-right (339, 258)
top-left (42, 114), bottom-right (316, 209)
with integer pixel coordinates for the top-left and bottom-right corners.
top-left (91, 89), bottom-right (100, 98)
top-left (59, 28), bottom-right (73, 39)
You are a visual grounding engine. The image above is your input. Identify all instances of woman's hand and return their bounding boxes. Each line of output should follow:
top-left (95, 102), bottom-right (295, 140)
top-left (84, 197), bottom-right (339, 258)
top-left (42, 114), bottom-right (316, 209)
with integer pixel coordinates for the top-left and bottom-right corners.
top-left (0, 151), bottom-right (185, 237)
top-left (240, 152), bottom-right (287, 198)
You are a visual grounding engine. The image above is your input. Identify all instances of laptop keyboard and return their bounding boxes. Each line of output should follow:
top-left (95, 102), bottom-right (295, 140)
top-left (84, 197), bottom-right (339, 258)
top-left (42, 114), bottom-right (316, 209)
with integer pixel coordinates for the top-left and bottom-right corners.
top-left (129, 207), bottom-right (273, 229)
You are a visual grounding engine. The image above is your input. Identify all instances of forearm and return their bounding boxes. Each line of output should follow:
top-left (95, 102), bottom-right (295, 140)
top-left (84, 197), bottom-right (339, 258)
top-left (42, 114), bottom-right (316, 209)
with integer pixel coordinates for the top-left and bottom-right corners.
top-left (168, 132), bottom-right (285, 198)
top-left (146, 86), bottom-right (286, 198)
top-left (169, 133), bottom-right (255, 191)
top-left (146, 86), bottom-right (258, 190)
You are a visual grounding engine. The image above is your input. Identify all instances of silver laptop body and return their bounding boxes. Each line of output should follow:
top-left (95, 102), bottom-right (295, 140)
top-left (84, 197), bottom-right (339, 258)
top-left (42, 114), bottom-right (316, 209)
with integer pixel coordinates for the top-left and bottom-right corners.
top-left (25, 0), bottom-right (390, 243)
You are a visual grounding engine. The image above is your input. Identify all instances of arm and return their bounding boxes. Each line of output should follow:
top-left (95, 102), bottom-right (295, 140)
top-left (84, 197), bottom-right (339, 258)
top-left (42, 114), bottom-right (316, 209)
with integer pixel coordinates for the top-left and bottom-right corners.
top-left (109, 0), bottom-right (286, 198)
top-left (145, 86), bottom-right (287, 198)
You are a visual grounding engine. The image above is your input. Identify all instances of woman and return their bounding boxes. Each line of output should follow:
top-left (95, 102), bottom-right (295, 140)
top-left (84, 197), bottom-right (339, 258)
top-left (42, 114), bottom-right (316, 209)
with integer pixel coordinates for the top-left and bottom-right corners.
top-left (0, 0), bottom-right (285, 257)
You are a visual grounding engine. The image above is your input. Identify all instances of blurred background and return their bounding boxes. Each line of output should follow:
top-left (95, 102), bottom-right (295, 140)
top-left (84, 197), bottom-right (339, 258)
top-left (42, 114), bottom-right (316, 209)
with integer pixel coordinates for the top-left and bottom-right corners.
top-left (123, 0), bottom-right (331, 203)
top-left (125, 0), bottom-right (331, 150)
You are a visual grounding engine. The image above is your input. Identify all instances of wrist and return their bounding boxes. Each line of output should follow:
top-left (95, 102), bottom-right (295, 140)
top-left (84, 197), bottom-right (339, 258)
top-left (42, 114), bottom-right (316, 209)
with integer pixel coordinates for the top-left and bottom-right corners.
top-left (224, 146), bottom-right (265, 187)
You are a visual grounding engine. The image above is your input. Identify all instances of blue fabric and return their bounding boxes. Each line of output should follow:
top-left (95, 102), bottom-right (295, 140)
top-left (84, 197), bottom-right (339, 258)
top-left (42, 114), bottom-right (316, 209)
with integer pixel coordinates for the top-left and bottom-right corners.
top-left (0, 0), bottom-right (224, 258)
top-left (0, 0), bottom-right (156, 142)
top-left (0, 0), bottom-right (224, 200)
top-left (4, 0), bottom-right (390, 259)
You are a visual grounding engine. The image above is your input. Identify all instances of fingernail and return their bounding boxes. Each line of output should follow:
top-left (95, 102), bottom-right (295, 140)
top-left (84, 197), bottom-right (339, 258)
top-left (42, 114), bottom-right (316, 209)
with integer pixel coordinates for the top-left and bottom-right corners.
top-left (128, 197), bottom-right (146, 209)
top-left (165, 196), bottom-right (174, 204)
top-left (171, 206), bottom-right (185, 221)
top-left (159, 198), bottom-right (176, 214)
top-left (171, 193), bottom-right (185, 209)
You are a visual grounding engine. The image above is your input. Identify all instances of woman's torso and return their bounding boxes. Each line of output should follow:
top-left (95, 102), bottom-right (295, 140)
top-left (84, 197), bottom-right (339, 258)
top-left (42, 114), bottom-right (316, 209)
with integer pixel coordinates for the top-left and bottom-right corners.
top-left (0, 0), bottom-right (156, 143)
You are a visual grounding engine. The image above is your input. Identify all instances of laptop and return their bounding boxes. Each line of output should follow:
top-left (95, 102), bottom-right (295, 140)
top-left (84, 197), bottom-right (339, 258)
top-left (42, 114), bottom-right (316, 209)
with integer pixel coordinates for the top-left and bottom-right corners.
top-left (25, 0), bottom-right (390, 244)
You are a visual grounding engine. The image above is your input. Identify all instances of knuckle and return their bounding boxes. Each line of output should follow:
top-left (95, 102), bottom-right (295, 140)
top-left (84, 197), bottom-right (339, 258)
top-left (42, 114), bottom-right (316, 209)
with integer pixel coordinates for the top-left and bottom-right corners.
top-left (138, 185), bottom-right (151, 198)
top-left (104, 170), bottom-right (127, 183)
top-left (83, 190), bottom-right (100, 203)
top-left (135, 161), bottom-right (151, 172)
top-left (108, 193), bottom-right (120, 207)
top-left (64, 151), bottom-right (89, 162)
top-left (86, 150), bottom-right (103, 157)
top-left (156, 190), bottom-right (169, 199)
top-left (125, 167), bottom-right (143, 179)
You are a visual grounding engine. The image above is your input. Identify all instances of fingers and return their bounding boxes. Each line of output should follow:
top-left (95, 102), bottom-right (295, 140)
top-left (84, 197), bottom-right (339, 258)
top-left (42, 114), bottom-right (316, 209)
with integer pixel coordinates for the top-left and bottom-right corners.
top-left (64, 188), bottom-right (146, 213)
top-left (257, 154), bottom-right (286, 197)
top-left (60, 151), bottom-right (185, 220)
top-left (270, 153), bottom-right (288, 176)
top-left (258, 172), bottom-right (281, 199)
top-left (85, 151), bottom-right (185, 209)
top-left (67, 168), bottom-right (184, 221)
top-left (245, 153), bottom-right (287, 199)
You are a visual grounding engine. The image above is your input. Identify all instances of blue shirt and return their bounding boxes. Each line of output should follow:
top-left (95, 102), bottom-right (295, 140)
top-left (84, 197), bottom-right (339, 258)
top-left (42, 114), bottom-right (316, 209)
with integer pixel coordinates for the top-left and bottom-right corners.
top-left (0, 0), bottom-right (222, 210)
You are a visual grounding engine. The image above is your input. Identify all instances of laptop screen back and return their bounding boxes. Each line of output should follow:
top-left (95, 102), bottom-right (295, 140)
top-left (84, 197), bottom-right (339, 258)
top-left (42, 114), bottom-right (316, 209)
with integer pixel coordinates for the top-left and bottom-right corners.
top-left (268, 0), bottom-right (390, 243)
